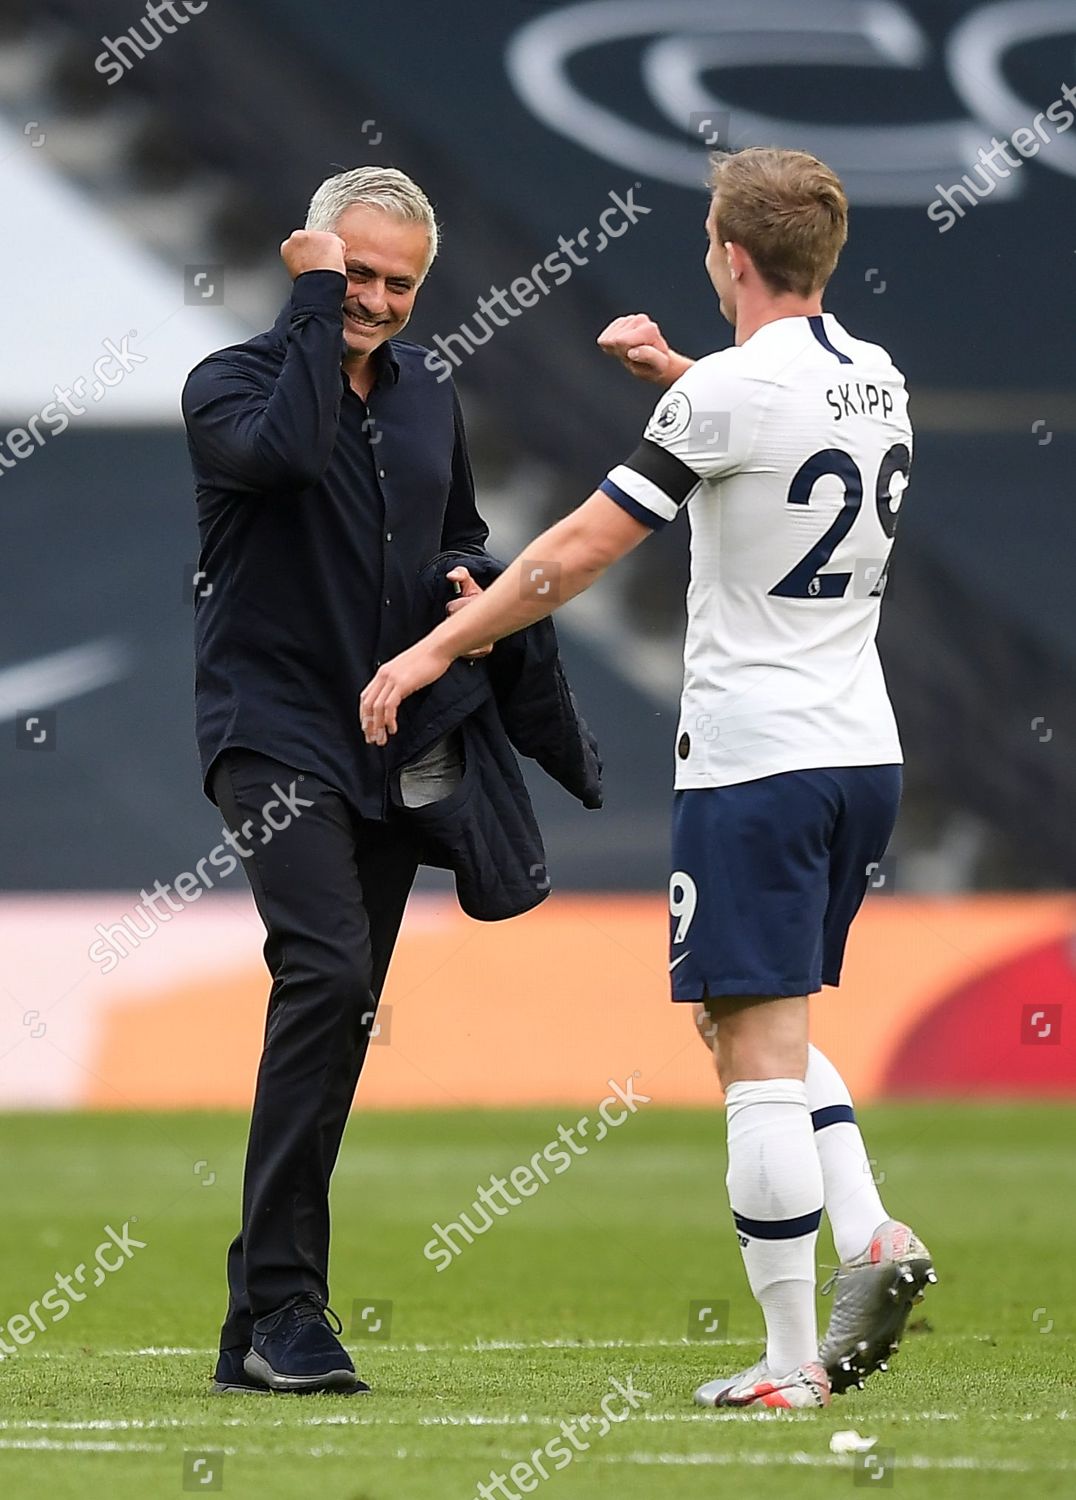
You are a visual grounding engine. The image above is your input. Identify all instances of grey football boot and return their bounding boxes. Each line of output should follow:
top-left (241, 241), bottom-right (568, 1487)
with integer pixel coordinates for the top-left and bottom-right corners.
top-left (820, 1219), bottom-right (937, 1394)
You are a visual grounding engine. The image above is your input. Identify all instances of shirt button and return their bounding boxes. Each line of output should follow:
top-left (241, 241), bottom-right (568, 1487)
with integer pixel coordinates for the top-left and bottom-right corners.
top-left (385, 532), bottom-right (392, 542)
top-left (378, 469), bottom-right (386, 479)
top-left (385, 598), bottom-right (391, 606)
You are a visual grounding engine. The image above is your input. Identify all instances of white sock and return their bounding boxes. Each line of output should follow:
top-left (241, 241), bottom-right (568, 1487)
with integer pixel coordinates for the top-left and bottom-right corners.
top-left (806, 1044), bottom-right (888, 1261)
top-left (725, 1078), bottom-right (823, 1374)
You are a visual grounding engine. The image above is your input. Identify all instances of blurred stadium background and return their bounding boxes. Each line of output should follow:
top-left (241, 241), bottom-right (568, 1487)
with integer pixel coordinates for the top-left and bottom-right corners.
top-left (0, 0), bottom-right (1073, 1113)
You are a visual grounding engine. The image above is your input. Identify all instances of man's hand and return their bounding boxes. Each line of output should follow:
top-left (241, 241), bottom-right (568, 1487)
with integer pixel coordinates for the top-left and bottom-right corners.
top-left (360, 639), bottom-right (455, 746)
top-left (280, 230), bottom-right (347, 281)
top-left (445, 566), bottom-right (493, 658)
top-left (597, 313), bottom-right (692, 388)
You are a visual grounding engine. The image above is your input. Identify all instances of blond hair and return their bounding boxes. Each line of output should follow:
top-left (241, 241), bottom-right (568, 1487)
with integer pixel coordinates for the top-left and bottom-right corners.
top-left (709, 148), bottom-right (848, 297)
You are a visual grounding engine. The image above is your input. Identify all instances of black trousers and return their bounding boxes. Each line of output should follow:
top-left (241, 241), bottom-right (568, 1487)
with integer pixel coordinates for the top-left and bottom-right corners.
top-left (211, 749), bottom-right (419, 1351)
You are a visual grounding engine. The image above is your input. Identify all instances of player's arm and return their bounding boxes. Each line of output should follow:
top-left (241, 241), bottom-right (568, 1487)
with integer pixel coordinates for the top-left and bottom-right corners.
top-left (359, 492), bottom-right (650, 744)
top-left (597, 313), bottom-right (695, 388)
top-left (360, 357), bottom-right (738, 743)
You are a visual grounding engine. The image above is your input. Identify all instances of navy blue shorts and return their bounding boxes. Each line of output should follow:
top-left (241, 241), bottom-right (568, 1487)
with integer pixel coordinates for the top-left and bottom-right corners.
top-left (668, 765), bottom-right (901, 1001)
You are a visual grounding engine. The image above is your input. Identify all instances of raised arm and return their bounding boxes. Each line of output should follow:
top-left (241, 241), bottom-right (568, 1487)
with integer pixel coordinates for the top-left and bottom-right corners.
top-left (360, 348), bottom-right (756, 744)
top-left (182, 234), bottom-right (350, 492)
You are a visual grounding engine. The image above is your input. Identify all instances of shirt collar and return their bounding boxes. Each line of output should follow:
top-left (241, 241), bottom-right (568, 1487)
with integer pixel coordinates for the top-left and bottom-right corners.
top-left (338, 339), bottom-right (401, 395)
top-left (336, 339), bottom-right (399, 396)
top-left (372, 338), bottom-right (401, 386)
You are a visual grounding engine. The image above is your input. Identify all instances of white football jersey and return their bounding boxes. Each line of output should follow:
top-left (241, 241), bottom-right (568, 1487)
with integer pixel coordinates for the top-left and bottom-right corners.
top-left (600, 314), bottom-right (911, 788)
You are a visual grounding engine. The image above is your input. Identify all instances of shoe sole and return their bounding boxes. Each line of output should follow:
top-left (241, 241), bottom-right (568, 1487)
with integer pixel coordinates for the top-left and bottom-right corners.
top-left (211, 1380), bottom-right (271, 1396)
top-left (826, 1255), bottom-right (937, 1395)
top-left (243, 1349), bottom-right (367, 1395)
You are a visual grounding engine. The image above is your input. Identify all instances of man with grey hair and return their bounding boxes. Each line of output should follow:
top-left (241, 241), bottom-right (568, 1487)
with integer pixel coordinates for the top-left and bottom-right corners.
top-left (182, 166), bottom-right (490, 1395)
top-left (306, 164), bottom-right (439, 265)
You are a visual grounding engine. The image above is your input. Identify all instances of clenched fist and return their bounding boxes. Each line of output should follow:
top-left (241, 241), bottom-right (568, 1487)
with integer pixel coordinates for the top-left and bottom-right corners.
top-left (596, 313), bottom-right (692, 388)
top-left (280, 230), bottom-right (347, 281)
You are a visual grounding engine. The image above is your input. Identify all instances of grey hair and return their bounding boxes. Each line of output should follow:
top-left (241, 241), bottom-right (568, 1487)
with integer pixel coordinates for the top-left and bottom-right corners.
top-left (305, 166), bottom-right (439, 273)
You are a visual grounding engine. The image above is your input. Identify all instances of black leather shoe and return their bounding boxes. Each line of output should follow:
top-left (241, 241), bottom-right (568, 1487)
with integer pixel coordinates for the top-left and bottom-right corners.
top-left (243, 1296), bottom-right (369, 1394)
top-left (211, 1345), bottom-right (270, 1395)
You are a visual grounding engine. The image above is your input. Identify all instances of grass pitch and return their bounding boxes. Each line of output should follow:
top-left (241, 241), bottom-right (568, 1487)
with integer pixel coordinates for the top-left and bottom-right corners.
top-left (0, 1103), bottom-right (1072, 1498)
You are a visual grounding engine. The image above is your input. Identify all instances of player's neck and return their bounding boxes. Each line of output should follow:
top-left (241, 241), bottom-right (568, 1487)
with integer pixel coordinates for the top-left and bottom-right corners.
top-left (733, 294), bottom-right (825, 347)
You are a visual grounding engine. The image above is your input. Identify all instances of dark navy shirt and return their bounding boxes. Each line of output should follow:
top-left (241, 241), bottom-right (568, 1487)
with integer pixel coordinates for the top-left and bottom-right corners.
top-left (181, 269), bottom-right (488, 819)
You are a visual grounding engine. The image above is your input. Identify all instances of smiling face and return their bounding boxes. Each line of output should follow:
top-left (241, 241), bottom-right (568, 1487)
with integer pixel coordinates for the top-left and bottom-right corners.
top-left (332, 204), bottom-right (432, 359)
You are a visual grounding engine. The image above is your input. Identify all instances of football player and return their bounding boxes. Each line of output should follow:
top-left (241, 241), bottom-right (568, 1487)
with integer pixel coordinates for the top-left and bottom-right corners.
top-left (360, 147), bottom-right (935, 1409)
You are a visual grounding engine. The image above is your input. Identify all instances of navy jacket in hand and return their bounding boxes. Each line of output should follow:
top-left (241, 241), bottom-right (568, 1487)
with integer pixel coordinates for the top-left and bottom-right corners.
top-left (387, 551), bottom-right (603, 921)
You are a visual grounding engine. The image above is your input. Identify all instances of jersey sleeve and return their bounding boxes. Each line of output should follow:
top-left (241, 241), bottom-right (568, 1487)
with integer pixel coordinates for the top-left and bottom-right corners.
top-left (600, 355), bottom-right (759, 531)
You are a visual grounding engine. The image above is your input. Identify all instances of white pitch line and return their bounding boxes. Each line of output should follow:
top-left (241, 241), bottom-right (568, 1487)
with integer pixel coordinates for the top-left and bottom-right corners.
top-left (467, 1337), bottom-right (760, 1351)
top-left (33, 1337), bottom-right (764, 1358)
top-left (31, 1333), bottom-right (1006, 1359)
top-left (0, 1435), bottom-right (1069, 1473)
top-left (0, 1420), bottom-right (195, 1432)
top-left (132, 1346), bottom-right (212, 1356)
top-left (0, 1438), bottom-right (166, 1454)
top-left (8, 1410), bottom-right (1064, 1433)
top-left (591, 1452), bottom-right (1075, 1474)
